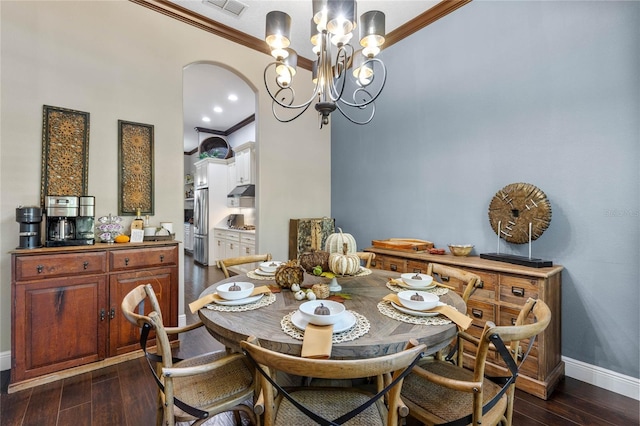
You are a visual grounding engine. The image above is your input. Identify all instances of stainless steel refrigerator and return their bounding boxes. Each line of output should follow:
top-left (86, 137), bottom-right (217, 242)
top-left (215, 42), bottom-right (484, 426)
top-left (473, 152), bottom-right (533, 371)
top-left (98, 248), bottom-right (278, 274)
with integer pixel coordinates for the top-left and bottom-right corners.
top-left (193, 188), bottom-right (208, 265)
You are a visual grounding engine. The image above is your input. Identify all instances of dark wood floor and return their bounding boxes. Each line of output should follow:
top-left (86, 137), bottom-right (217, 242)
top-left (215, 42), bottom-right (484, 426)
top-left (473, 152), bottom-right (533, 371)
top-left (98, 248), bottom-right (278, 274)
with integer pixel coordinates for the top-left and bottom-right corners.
top-left (2, 255), bottom-right (638, 425)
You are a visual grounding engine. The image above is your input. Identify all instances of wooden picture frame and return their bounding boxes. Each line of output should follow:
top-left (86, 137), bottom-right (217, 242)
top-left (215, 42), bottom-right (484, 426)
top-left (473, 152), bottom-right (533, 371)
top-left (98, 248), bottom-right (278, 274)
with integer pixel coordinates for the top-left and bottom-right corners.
top-left (118, 120), bottom-right (154, 216)
top-left (40, 105), bottom-right (90, 207)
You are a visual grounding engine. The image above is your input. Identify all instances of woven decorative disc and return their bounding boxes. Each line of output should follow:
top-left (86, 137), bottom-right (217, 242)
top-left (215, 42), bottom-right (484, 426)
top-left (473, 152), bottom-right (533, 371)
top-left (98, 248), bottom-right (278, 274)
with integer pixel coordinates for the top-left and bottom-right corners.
top-left (488, 183), bottom-right (552, 244)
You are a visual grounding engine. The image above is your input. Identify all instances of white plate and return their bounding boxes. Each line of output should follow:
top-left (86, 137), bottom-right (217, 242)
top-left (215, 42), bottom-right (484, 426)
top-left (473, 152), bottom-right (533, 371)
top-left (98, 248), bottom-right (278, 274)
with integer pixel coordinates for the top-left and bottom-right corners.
top-left (291, 310), bottom-right (356, 333)
top-left (391, 301), bottom-right (445, 317)
top-left (254, 268), bottom-right (275, 277)
top-left (395, 279), bottom-right (436, 290)
top-left (213, 293), bottom-right (264, 306)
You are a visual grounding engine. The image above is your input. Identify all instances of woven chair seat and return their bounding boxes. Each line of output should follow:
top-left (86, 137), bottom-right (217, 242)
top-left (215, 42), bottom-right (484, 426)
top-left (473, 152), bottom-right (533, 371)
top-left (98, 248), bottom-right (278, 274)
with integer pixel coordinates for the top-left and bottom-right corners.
top-left (274, 388), bottom-right (386, 426)
top-left (401, 360), bottom-right (507, 425)
top-left (172, 352), bottom-right (254, 421)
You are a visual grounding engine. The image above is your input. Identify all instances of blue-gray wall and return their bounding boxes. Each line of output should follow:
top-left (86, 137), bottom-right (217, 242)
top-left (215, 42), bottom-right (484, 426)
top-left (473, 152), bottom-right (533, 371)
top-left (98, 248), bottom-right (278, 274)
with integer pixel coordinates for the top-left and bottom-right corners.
top-left (332, 1), bottom-right (639, 378)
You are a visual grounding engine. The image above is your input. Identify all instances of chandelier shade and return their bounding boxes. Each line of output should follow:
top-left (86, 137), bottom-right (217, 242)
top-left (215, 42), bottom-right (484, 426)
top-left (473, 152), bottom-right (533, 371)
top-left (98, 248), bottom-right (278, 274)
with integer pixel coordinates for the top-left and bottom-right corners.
top-left (264, 0), bottom-right (387, 128)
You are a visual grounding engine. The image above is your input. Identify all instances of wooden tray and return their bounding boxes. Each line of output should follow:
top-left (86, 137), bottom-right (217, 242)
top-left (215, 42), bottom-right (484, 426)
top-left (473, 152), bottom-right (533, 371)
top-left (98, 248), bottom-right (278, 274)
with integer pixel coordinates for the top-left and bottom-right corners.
top-left (371, 238), bottom-right (434, 252)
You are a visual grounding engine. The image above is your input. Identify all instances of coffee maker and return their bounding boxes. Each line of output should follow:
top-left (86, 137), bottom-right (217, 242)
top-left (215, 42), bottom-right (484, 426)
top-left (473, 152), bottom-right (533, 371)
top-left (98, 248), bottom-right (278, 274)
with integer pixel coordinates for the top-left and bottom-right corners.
top-left (15, 206), bottom-right (43, 249)
top-left (45, 195), bottom-right (95, 247)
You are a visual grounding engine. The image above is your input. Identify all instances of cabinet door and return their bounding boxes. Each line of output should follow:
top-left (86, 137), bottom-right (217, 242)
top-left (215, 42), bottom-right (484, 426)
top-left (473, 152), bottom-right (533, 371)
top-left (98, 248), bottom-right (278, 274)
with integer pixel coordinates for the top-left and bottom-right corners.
top-left (13, 275), bottom-right (108, 381)
top-left (235, 148), bottom-right (253, 184)
top-left (225, 239), bottom-right (240, 258)
top-left (108, 267), bottom-right (176, 356)
top-left (227, 161), bottom-right (237, 193)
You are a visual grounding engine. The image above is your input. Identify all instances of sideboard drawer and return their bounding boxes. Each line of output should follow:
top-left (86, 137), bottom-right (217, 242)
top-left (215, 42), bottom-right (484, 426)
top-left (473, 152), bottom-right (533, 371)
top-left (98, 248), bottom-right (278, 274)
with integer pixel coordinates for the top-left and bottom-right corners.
top-left (407, 260), bottom-right (428, 274)
top-left (465, 268), bottom-right (498, 301)
top-left (110, 246), bottom-right (177, 271)
top-left (467, 299), bottom-right (495, 328)
top-left (15, 252), bottom-right (106, 281)
top-left (499, 275), bottom-right (539, 305)
top-left (374, 255), bottom-right (408, 273)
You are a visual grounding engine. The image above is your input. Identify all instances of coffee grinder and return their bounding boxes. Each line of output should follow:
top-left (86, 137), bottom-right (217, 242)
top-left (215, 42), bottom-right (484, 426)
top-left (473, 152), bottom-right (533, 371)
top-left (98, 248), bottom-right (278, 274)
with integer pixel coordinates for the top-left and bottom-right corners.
top-left (15, 206), bottom-right (43, 249)
top-left (45, 195), bottom-right (95, 247)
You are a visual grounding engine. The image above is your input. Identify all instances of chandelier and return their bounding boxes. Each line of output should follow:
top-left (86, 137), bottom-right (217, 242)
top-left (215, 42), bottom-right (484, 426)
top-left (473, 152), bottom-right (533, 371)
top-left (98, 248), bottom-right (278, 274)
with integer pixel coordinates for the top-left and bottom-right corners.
top-left (264, 0), bottom-right (387, 128)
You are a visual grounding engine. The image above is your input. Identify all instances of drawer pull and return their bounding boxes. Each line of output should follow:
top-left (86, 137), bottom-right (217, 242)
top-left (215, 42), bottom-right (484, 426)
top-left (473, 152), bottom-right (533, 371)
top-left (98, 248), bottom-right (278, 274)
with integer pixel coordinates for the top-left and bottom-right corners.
top-left (512, 287), bottom-right (525, 297)
top-left (477, 280), bottom-right (484, 289)
top-left (83, 261), bottom-right (89, 270)
top-left (511, 317), bottom-right (517, 326)
top-left (100, 309), bottom-right (106, 321)
top-left (230, 243), bottom-right (234, 250)
top-left (160, 255), bottom-right (164, 262)
top-left (371, 260), bottom-right (377, 267)
top-left (109, 308), bottom-right (116, 320)
top-left (245, 247), bottom-right (250, 254)
top-left (125, 258), bottom-right (130, 266)
top-left (440, 275), bottom-right (450, 282)
top-left (37, 265), bottom-right (44, 274)
top-left (472, 308), bottom-right (483, 318)
top-left (390, 264), bottom-right (398, 272)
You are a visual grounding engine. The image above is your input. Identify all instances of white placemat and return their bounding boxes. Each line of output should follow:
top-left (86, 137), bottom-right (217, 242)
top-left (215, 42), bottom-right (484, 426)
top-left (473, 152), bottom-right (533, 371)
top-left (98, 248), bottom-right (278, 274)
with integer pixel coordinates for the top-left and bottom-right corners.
top-left (205, 292), bottom-right (276, 312)
top-left (377, 300), bottom-right (453, 326)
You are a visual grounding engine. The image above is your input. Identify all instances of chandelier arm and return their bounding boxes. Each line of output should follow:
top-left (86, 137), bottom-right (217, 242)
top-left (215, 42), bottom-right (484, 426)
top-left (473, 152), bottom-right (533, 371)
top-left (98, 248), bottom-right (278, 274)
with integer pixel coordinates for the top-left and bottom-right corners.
top-left (334, 101), bottom-right (376, 125)
top-left (271, 99), bottom-right (315, 123)
top-left (263, 62), bottom-right (320, 110)
top-left (337, 58), bottom-right (387, 108)
top-left (327, 45), bottom-right (352, 102)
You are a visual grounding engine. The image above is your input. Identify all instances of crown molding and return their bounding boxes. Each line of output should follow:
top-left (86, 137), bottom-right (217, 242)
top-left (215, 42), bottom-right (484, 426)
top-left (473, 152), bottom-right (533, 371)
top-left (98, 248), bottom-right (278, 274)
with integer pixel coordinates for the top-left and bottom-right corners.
top-left (129, 0), bottom-right (471, 72)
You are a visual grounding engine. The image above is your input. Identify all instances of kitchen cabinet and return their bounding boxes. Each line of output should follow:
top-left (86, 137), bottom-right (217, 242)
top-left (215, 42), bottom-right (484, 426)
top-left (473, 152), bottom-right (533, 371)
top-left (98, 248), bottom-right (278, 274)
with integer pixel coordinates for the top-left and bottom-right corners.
top-left (234, 142), bottom-right (255, 185)
top-left (227, 159), bottom-right (236, 194)
top-left (10, 242), bottom-right (178, 393)
top-left (213, 229), bottom-right (256, 271)
top-left (184, 223), bottom-right (194, 252)
top-left (364, 247), bottom-right (564, 400)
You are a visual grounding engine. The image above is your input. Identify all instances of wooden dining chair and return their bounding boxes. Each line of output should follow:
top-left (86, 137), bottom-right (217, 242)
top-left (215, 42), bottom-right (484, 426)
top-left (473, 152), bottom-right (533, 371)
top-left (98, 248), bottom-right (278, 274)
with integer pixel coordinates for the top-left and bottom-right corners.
top-left (218, 253), bottom-right (272, 278)
top-left (240, 336), bottom-right (426, 426)
top-left (426, 263), bottom-right (482, 365)
top-left (401, 298), bottom-right (551, 426)
top-left (121, 284), bottom-right (257, 426)
top-left (356, 251), bottom-right (376, 268)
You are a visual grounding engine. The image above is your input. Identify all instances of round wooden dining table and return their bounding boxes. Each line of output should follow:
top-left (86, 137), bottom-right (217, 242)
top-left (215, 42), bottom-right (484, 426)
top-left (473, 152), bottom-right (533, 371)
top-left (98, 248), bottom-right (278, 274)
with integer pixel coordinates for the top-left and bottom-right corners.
top-left (197, 268), bottom-right (466, 359)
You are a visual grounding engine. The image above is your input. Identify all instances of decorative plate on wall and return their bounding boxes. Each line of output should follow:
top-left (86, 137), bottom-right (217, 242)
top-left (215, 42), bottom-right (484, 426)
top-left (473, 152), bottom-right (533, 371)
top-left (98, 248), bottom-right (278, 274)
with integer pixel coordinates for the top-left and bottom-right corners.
top-left (488, 183), bottom-right (552, 244)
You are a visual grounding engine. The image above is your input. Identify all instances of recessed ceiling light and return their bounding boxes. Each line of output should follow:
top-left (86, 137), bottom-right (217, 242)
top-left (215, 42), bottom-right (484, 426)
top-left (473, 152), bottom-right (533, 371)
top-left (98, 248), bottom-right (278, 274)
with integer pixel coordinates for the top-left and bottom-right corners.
top-left (213, 106), bottom-right (223, 113)
top-left (228, 94), bottom-right (238, 101)
top-left (202, 116), bottom-right (211, 122)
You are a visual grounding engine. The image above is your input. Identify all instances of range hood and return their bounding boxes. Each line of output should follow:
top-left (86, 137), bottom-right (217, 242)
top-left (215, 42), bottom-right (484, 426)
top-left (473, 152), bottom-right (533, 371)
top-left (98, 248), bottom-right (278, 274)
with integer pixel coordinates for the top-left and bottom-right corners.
top-left (227, 184), bottom-right (255, 198)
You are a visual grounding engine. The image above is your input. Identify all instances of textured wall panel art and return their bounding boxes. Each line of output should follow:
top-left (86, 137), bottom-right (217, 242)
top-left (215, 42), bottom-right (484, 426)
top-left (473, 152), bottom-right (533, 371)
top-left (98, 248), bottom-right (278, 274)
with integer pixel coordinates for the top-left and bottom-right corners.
top-left (40, 105), bottom-right (90, 207)
top-left (118, 120), bottom-right (154, 215)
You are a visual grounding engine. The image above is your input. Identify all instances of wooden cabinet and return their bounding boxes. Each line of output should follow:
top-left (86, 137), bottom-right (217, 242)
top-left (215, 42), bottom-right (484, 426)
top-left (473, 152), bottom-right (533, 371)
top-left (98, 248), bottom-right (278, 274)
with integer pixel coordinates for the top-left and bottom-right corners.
top-left (365, 247), bottom-right (564, 400)
top-left (10, 242), bottom-right (179, 392)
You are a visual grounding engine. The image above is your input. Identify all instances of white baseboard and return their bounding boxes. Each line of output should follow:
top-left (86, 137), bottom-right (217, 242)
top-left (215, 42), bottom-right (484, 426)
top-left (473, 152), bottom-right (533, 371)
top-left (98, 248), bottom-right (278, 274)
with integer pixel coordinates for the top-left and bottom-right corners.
top-left (2, 348), bottom-right (637, 400)
top-left (1, 350), bottom-right (10, 372)
top-left (563, 356), bottom-right (640, 400)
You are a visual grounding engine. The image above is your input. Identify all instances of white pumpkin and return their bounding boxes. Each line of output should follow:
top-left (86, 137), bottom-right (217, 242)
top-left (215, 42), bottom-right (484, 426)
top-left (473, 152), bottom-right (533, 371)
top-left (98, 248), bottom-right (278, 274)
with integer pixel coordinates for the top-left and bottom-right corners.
top-left (325, 228), bottom-right (357, 254)
top-left (329, 243), bottom-right (361, 276)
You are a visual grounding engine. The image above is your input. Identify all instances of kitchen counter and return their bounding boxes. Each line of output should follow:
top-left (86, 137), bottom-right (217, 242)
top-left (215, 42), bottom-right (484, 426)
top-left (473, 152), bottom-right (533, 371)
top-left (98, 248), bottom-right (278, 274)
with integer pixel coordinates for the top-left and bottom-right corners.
top-left (213, 226), bottom-right (255, 234)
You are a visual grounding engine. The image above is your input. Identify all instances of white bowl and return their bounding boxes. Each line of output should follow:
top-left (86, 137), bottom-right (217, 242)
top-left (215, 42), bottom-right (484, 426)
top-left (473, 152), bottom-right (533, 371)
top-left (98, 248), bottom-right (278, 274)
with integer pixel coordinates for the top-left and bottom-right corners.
top-left (398, 291), bottom-right (439, 311)
top-left (401, 273), bottom-right (434, 288)
top-left (259, 261), bottom-right (283, 273)
top-left (216, 282), bottom-right (254, 300)
top-left (299, 300), bottom-right (346, 326)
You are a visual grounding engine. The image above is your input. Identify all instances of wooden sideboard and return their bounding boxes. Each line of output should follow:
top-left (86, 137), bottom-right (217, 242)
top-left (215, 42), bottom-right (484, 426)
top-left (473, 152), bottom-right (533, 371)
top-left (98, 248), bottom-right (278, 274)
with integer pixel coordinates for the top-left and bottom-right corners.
top-left (9, 241), bottom-right (179, 393)
top-left (364, 247), bottom-right (564, 399)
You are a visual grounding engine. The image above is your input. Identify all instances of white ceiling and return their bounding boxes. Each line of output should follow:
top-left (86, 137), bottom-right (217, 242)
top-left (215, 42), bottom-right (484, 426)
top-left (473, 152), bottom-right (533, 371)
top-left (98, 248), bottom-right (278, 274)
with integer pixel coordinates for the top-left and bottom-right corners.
top-left (177, 1), bottom-right (444, 153)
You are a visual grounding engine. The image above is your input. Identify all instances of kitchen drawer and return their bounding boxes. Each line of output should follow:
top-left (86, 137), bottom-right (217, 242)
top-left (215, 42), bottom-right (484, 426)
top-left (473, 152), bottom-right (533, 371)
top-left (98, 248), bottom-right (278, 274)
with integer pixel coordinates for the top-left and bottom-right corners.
top-left (15, 252), bottom-right (107, 281)
top-left (110, 246), bottom-right (177, 271)
top-left (499, 275), bottom-right (539, 305)
top-left (215, 229), bottom-right (240, 242)
top-left (240, 234), bottom-right (255, 245)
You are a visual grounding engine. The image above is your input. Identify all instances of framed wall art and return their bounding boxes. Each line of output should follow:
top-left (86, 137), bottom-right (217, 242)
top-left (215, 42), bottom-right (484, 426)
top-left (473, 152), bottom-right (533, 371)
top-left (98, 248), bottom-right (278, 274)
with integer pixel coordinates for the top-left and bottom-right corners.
top-left (118, 120), bottom-right (154, 216)
top-left (40, 105), bottom-right (90, 207)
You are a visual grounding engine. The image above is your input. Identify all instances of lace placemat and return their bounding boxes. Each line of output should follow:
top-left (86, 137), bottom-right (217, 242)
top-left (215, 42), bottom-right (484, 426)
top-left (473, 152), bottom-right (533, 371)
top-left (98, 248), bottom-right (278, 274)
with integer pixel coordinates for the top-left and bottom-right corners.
top-left (246, 270), bottom-right (275, 280)
top-left (385, 281), bottom-right (449, 296)
top-left (205, 292), bottom-right (276, 312)
top-left (377, 300), bottom-right (453, 326)
top-left (281, 310), bottom-right (370, 343)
